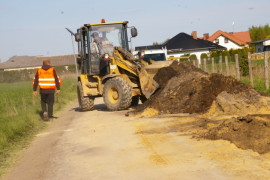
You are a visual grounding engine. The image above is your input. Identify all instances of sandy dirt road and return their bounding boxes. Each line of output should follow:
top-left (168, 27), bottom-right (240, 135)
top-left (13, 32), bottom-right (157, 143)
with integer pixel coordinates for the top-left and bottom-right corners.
top-left (2, 98), bottom-right (270, 180)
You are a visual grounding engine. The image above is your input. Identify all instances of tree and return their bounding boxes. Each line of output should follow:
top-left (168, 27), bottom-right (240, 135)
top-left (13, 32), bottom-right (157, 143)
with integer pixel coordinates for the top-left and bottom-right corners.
top-left (249, 24), bottom-right (270, 41)
top-left (152, 38), bottom-right (170, 46)
top-left (162, 38), bottom-right (170, 45)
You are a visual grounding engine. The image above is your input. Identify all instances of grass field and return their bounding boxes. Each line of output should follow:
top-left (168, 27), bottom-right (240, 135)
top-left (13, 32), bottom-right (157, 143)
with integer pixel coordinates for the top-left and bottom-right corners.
top-left (0, 77), bottom-right (77, 176)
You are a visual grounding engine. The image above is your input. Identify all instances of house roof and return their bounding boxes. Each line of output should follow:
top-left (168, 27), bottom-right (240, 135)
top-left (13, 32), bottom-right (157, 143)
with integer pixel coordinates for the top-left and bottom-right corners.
top-left (0, 55), bottom-right (76, 70)
top-left (207, 30), bottom-right (251, 45)
top-left (251, 38), bottom-right (270, 44)
top-left (135, 32), bottom-right (226, 52)
top-left (135, 45), bottom-right (166, 51)
top-left (164, 33), bottom-right (226, 51)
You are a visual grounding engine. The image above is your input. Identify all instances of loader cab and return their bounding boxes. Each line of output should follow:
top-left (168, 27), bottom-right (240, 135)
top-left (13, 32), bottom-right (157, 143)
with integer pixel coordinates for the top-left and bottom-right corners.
top-left (75, 20), bottom-right (137, 75)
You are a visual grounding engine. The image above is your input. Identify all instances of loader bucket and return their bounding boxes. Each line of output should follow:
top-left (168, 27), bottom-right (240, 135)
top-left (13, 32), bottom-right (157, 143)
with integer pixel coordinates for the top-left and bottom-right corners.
top-left (139, 67), bottom-right (159, 99)
top-left (144, 61), bottom-right (174, 79)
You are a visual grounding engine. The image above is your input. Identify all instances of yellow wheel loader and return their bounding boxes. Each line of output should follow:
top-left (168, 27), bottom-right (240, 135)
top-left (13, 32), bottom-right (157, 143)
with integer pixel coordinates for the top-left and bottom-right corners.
top-left (74, 20), bottom-right (159, 111)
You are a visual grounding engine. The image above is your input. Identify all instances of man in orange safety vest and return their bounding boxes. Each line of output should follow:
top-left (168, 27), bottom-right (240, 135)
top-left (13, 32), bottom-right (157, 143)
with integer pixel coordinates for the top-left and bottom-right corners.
top-left (33, 59), bottom-right (62, 121)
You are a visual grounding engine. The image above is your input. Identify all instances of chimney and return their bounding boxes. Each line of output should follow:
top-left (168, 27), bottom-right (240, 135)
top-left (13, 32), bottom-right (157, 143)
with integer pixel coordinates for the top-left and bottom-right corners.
top-left (191, 31), bottom-right (197, 40)
top-left (203, 33), bottom-right (209, 40)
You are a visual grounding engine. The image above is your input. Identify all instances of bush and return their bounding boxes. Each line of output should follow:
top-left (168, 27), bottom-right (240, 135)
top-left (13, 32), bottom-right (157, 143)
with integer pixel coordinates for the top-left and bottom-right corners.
top-left (239, 53), bottom-right (249, 76)
top-left (200, 53), bottom-right (208, 60)
top-left (210, 51), bottom-right (218, 58)
top-left (222, 50), bottom-right (230, 57)
top-left (189, 54), bottom-right (197, 61)
top-left (179, 54), bottom-right (190, 62)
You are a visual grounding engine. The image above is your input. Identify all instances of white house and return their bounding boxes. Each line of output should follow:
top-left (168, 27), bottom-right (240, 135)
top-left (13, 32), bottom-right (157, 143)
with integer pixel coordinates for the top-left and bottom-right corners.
top-left (203, 30), bottom-right (251, 50)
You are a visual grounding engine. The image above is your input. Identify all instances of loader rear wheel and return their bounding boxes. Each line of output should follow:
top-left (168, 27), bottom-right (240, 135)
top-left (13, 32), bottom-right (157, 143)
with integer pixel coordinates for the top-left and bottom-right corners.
top-left (103, 77), bottom-right (132, 111)
top-left (77, 82), bottom-right (94, 111)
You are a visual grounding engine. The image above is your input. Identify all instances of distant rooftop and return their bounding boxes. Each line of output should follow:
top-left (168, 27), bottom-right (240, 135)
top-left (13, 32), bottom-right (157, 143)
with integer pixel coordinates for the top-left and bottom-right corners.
top-left (0, 55), bottom-right (76, 70)
top-left (251, 38), bottom-right (270, 44)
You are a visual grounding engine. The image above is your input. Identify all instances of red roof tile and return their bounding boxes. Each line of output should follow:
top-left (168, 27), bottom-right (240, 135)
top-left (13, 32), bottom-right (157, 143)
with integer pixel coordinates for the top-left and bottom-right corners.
top-left (207, 30), bottom-right (251, 45)
top-left (232, 31), bottom-right (251, 44)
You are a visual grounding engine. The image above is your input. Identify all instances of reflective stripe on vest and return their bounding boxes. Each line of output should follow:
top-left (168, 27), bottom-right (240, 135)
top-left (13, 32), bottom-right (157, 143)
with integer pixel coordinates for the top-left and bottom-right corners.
top-left (32, 67), bottom-right (62, 89)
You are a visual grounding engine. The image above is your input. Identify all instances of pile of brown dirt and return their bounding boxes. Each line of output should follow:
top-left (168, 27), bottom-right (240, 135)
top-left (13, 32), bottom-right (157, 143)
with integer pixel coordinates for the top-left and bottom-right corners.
top-left (134, 61), bottom-right (270, 154)
top-left (199, 115), bottom-right (270, 154)
top-left (135, 61), bottom-right (266, 115)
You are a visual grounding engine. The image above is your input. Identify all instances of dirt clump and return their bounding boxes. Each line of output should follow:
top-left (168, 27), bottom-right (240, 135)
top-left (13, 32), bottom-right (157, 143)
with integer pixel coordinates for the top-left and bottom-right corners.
top-left (199, 115), bottom-right (270, 154)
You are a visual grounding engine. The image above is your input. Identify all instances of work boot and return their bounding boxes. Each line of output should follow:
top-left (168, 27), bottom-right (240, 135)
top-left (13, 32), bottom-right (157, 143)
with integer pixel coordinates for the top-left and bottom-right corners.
top-left (43, 112), bottom-right (49, 121)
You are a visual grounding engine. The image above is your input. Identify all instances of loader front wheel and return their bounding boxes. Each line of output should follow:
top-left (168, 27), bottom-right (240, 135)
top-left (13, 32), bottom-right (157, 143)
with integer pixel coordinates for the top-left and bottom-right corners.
top-left (77, 82), bottom-right (94, 111)
top-left (103, 77), bottom-right (132, 111)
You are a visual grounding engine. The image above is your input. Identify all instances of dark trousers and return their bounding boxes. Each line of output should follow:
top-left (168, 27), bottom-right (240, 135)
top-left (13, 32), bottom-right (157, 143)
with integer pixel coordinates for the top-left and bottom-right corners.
top-left (40, 93), bottom-right (55, 118)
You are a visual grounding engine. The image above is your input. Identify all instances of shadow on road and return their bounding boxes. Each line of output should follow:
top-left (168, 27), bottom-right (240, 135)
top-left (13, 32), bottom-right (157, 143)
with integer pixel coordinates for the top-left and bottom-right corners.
top-left (94, 103), bottom-right (109, 111)
top-left (69, 103), bottom-right (109, 112)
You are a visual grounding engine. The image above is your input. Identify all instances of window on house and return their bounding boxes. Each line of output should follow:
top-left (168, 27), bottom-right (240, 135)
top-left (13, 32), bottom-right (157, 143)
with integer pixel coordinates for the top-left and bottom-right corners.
top-left (215, 39), bottom-right (219, 44)
top-left (224, 38), bottom-right (228, 43)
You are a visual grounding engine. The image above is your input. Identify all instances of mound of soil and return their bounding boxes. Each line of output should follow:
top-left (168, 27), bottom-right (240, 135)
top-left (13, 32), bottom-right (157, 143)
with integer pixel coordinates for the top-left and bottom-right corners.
top-left (134, 61), bottom-right (270, 154)
top-left (136, 61), bottom-right (259, 114)
top-left (201, 115), bottom-right (270, 154)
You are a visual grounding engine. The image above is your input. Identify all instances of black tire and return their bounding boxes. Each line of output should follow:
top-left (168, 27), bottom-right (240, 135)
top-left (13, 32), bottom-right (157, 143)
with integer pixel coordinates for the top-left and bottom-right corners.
top-left (103, 77), bottom-right (132, 111)
top-left (77, 82), bottom-right (94, 111)
top-left (131, 95), bottom-right (140, 106)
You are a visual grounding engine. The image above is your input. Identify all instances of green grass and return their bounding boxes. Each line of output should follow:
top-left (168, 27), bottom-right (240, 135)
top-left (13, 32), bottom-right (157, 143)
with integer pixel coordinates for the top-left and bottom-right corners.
top-left (240, 76), bottom-right (270, 94)
top-left (201, 60), bottom-right (270, 94)
top-left (0, 77), bottom-right (77, 176)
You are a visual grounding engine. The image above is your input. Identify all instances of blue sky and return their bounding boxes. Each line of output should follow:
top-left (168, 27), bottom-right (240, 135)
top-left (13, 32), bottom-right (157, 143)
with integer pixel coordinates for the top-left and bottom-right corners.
top-left (0, 0), bottom-right (269, 62)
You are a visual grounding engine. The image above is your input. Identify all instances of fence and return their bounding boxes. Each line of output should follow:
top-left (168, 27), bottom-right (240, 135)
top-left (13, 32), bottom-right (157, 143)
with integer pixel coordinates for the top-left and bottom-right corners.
top-left (189, 51), bottom-right (270, 93)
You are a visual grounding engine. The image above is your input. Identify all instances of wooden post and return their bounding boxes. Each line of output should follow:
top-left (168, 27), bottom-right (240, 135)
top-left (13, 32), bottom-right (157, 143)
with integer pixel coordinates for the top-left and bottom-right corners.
top-left (248, 52), bottom-right (253, 87)
top-left (203, 58), bottom-right (207, 72)
top-left (219, 55), bottom-right (222, 74)
top-left (211, 57), bottom-right (215, 73)
top-left (265, 51), bottom-right (269, 90)
top-left (235, 54), bottom-right (240, 80)
top-left (225, 56), bottom-right (230, 76)
top-left (197, 59), bottom-right (200, 68)
top-left (193, 60), bottom-right (196, 66)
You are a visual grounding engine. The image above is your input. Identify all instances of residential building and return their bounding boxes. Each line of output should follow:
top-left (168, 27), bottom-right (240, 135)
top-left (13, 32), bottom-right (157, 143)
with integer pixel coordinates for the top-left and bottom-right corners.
top-left (136, 31), bottom-right (226, 64)
top-left (0, 55), bottom-right (76, 71)
top-left (251, 38), bottom-right (270, 53)
top-left (204, 30), bottom-right (251, 50)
